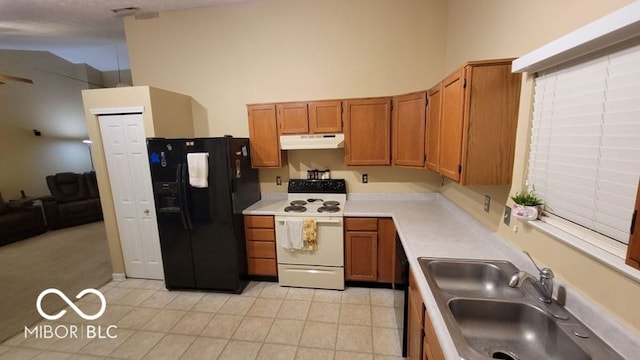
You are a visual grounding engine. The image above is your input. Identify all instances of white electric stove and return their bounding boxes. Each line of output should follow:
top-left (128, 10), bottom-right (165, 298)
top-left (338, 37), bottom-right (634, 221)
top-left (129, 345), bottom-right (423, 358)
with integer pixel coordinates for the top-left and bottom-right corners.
top-left (274, 179), bottom-right (346, 290)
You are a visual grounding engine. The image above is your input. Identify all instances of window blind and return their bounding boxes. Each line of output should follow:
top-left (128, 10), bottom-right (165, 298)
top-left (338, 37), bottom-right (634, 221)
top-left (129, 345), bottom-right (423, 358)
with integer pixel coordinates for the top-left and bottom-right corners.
top-left (528, 42), bottom-right (640, 245)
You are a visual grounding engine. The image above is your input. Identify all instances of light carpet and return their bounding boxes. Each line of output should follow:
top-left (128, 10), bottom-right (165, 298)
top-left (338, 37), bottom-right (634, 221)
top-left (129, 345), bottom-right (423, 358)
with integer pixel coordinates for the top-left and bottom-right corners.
top-left (0, 221), bottom-right (112, 342)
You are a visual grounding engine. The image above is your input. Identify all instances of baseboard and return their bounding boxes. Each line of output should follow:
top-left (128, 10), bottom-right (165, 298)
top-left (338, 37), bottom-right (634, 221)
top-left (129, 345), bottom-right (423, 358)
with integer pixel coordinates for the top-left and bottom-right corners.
top-left (112, 273), bottom-right (126, 281)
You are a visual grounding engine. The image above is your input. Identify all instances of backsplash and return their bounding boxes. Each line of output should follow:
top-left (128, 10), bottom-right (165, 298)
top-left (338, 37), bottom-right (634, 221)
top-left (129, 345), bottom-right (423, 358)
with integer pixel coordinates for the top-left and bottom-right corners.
top-left (258, 148), bottom-right (441, 193)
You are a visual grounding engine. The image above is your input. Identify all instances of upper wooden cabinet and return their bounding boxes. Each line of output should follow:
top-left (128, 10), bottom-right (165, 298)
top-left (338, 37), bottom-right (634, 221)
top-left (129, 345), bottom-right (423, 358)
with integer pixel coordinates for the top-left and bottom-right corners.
top-left (392, 92), bottom-right (427, 168)
top-left (277, 102), bottom-right (309, 134)
top-left (436, 60), bottom-right (522, 185)
top-left (247, 104), bottom-right (286, 168)
top-left (309, 100), bottom-right (342, 133)
top-left (425, 84), bottom-right (442, 172)
top-left (343, 97), bottom-right (392, 166)
top-left (625, 180), bottom-right (640, 270)
top-left (277, 100), bottom-right (342, 135)
top-left (439, 68), bottom-right (466, 182)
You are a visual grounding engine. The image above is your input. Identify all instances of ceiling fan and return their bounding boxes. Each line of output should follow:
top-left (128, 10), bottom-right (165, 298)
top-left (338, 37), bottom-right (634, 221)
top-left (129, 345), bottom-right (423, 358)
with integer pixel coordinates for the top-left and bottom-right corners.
top-left (0, 74), bottom-right (34, 85)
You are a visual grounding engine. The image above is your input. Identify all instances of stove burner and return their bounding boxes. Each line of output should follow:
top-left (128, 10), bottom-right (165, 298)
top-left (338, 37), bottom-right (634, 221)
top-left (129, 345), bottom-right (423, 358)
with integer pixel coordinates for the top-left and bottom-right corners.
top-left (290, 200), bottom-right (307, 206)
top-left (318, 206), bottom-right (340, 213)
top-left (284, 205), bottom-right (307, 213)
top-left (323, 201), bottom-right (340, 207)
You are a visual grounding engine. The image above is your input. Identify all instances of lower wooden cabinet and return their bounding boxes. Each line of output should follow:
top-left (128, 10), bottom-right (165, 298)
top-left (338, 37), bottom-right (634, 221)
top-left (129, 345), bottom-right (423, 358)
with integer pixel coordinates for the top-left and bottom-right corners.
top-left (244, 215), bottom-right (277, 276)
top-left (344, 217), bottom-right (396, 283)
top-left (409, 270), bottom-right (444, 360)
top-left (408, 283), bottom-right (424, 360)
top-left (423, 302), bottom-right (445, 360)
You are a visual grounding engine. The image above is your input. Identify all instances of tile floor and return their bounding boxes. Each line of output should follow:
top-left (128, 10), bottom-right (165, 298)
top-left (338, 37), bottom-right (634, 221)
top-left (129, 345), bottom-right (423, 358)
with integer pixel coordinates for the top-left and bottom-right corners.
top-left (0, 280), bottom-right (406, 359)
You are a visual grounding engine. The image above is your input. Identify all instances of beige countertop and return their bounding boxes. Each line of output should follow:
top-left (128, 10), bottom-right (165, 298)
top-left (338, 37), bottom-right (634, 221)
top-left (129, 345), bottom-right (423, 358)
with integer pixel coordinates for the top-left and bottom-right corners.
top-left (243, 193), bottom-right (639, 359)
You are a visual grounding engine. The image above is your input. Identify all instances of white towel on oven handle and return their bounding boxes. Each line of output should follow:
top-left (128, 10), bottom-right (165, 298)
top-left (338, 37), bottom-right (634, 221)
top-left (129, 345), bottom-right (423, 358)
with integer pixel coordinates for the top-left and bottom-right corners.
top-left (283, 218), bottom-right (304, 250)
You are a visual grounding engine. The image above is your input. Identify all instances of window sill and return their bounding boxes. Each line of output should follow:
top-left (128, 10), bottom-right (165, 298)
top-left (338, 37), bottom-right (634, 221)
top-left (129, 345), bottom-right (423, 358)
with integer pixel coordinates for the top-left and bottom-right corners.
top-left (527, 219), bottom-right (640, 282)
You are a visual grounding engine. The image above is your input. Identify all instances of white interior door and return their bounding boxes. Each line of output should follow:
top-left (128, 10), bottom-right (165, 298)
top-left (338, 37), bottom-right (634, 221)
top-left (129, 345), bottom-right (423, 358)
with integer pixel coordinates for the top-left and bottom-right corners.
top-left (99, 114), bottom-right (164, 280)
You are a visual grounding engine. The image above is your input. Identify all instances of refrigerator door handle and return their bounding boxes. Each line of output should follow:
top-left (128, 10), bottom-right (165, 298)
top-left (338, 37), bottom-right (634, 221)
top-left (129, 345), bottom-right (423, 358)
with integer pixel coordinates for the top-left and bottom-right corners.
top-left (180, 162), bottom-right (194, 229)
top-left (177, 163), bottom-right (193, 230)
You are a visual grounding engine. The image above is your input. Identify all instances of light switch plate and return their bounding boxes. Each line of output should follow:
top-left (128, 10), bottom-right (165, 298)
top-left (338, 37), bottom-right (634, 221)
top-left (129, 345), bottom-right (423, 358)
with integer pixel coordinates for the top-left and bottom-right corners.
top-left (484, 195), bottom-right (491, 212)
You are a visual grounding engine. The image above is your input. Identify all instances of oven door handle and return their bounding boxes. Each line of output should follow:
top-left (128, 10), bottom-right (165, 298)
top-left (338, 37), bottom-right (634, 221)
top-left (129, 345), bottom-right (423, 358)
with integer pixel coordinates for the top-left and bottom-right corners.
top-left (276, 218), bottom-right (342, 224)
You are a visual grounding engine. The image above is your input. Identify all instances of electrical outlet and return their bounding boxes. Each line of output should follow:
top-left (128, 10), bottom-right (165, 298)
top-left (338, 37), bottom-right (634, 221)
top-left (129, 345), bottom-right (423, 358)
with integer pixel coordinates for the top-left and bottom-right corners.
top-left (504, 206), bottom-right (511, 225)
top-left (276, 176), bottom-right (282, 186)
top-left (484, 195), bottom-right (491, 212)
top-left (362, 173), bottom-right (368, 183)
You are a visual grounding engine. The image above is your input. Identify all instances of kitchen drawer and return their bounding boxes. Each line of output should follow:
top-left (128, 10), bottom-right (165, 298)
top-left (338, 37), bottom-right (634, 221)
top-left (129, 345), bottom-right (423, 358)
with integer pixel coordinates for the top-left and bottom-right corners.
top-left (248, 258), bottom-right (277, 276)
top-left (247, 241), bottom-right (276, 258)
top-left (245, 228), bottom-right (275, 241)
top-left (278, 264), bottom-right (344, 290)
top-left (245, 215), bottom-right (274, 229)
top-left (345, 217), bottom-right (378, 231)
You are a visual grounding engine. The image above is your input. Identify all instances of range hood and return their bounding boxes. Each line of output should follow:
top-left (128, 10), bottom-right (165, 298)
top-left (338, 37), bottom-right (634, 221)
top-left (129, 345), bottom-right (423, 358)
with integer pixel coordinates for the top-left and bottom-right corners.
top-left (280, 134), bottom-right (345, 150)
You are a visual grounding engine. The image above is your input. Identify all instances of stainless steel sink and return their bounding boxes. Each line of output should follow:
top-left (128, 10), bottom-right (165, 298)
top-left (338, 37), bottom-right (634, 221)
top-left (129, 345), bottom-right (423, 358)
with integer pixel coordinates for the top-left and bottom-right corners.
top-left (426, 259), bottom-right (523, 299)
top-left (418, 257), bottom-right (623, 360)
top-left (448, 299), bottom-right (588, 360)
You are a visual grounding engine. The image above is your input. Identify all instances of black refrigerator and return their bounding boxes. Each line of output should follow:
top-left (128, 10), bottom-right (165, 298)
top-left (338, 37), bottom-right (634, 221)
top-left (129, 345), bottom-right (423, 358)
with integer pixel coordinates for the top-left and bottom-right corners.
top-left (147, 137), bottom-right (260, 293)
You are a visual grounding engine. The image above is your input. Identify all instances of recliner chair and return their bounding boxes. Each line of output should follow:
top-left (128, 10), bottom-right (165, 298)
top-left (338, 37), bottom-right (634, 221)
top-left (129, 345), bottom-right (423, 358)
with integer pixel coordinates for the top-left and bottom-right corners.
top-left (43, 172), bottom-right (103, 229)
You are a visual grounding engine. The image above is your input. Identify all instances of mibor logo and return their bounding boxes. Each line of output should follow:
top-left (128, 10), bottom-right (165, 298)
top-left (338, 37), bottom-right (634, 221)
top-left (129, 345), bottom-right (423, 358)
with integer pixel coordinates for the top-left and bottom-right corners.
top-left (36, 288), bottom-right (106, 321)
top-left (25, 288), bottom-right (117, 340)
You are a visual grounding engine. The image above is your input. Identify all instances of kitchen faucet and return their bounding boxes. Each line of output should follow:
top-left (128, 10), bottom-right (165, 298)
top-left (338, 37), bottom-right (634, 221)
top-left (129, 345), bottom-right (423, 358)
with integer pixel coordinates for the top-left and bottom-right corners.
top-left (508, 251), bottom-right (555, 303)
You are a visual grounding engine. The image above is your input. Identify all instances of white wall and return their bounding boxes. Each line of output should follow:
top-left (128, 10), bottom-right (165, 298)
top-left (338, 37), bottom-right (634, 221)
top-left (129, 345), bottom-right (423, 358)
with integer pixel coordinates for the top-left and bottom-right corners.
top-left (0, 50), bottom-right (96, 198)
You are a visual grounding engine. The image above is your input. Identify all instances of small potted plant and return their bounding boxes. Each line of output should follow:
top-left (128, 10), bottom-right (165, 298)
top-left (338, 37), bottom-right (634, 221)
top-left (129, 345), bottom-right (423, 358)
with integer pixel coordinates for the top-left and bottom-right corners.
top-left (511, 190), bottom-right (543, 221)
